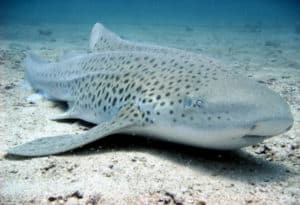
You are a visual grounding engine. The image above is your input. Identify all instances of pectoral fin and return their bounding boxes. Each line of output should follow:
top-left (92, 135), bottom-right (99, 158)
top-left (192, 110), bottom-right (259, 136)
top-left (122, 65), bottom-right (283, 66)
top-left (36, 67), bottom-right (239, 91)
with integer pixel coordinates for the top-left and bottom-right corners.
top-left (7, 104), bottom-right (142, 157)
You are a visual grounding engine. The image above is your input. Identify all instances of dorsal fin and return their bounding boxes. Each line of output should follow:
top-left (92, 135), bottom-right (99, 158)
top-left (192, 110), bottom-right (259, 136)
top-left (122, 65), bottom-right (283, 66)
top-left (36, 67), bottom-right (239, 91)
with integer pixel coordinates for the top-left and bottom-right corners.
top-left (89, 22), bottom-right (129, 51)
top-left (88, 22), bottom-right (180, 54)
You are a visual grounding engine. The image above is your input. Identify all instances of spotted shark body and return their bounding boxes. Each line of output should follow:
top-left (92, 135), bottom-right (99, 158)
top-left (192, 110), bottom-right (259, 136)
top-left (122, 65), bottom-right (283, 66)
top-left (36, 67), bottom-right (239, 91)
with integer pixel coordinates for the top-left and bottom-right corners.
top-left (8, 23), bottom-right (293, 157)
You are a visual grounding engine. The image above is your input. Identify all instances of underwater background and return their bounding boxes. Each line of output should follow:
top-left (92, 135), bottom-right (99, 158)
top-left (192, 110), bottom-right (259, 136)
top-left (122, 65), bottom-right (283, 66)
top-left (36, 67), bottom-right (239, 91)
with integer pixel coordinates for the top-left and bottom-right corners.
top-left (0, 0), bottom-right (300, 204)
top-left (1, 0), bottom-right (300, 26)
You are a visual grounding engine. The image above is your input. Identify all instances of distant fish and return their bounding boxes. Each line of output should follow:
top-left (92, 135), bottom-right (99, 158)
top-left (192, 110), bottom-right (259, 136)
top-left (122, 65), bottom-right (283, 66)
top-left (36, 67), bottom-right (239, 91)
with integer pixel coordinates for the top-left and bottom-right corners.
top-left (38, 29), bottom-right (52, 36)
top-left (7, 23), bottom-right (293, 157)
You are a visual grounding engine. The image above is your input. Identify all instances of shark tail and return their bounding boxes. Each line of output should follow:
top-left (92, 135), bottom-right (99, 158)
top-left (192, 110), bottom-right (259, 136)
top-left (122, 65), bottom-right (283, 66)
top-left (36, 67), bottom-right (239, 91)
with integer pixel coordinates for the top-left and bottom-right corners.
top-left (24, 52), bottom-right (48, 70)
top-left (24, 52), bottom-right (48, 87)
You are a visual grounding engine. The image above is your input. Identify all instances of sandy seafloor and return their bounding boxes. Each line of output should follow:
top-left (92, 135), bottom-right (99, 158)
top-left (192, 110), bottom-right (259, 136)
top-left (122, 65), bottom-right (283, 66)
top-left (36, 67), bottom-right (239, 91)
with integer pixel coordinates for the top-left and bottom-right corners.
top-left (0, 23), bottom-right (299, 205)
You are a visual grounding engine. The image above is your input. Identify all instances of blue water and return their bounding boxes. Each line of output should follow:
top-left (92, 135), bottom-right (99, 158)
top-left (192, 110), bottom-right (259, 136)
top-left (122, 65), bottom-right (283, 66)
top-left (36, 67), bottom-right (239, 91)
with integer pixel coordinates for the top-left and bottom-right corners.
top-left (1, 0), bottom-right (300, 27)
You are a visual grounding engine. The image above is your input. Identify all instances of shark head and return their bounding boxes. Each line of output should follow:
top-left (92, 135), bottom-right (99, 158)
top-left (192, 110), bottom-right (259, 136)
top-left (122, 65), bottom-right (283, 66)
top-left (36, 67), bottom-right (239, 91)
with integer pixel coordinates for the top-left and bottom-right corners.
top-left (164, 73), bottom-right (293, 149)
top-left (146, 68), bottom-right (293, 150)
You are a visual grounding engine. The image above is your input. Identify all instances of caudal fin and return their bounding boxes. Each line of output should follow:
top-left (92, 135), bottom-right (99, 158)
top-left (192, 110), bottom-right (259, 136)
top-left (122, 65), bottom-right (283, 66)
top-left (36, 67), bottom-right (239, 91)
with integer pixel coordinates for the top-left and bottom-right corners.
top-left (25, 52), bottom-right (48, 66)
top-left (24, 52), bottom-right (48, 88)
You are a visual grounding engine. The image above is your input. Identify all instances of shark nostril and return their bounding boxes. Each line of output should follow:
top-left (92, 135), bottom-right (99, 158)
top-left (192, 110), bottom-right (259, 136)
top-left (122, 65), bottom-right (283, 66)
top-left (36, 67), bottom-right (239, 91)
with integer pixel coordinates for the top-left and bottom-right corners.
top-left (250, 124), bottom-right (257, 130)
top-left (285, 124), bottom-right (293, 131)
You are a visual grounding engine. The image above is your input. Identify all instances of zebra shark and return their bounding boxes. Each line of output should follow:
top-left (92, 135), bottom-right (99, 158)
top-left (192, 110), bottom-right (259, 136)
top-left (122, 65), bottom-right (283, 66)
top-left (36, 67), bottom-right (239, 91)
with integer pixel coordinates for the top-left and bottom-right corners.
top-left (7, 23), bottom-right (293, 157)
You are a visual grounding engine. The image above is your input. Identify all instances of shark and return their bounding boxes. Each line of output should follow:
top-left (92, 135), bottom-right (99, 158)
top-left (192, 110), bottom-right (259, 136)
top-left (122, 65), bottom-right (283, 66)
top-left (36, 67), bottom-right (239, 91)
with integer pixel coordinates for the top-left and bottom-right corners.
top-left (7, 23), bottom-right (293, 157)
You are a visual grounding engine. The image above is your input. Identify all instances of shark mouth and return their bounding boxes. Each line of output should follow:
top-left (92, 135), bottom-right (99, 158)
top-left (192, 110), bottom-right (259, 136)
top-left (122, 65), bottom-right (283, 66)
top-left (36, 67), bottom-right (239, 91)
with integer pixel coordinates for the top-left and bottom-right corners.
top-left (242, 135), bottom-right (270, 139)
top-left (241, 135), bottom-right (270, 146)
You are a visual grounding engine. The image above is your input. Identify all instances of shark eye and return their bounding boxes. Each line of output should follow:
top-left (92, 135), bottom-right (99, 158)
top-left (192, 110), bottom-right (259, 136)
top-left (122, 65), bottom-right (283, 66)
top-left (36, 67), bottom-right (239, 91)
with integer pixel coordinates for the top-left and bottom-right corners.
top-left (195, 99), bottom-right (205, 107)
top-left (184, 97), bottom-right (206, 109)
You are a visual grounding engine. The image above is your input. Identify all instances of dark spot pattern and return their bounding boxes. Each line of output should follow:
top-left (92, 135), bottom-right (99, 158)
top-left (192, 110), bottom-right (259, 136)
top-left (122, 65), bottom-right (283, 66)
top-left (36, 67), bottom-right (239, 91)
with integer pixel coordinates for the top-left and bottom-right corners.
top-left (40, 45), bottom-right (228, 129)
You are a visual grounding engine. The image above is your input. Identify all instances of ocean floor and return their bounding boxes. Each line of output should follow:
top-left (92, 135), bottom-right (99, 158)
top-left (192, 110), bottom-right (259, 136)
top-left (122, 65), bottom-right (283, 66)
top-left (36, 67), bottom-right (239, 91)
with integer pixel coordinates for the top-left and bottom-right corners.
top-left (0, 23), bottom-right (299, 205)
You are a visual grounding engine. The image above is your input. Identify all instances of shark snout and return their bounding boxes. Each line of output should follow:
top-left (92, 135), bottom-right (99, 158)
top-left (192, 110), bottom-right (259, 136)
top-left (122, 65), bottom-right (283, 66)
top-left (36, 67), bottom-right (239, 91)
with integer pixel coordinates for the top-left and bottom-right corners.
top-left (248, 116), bottom-right (293, 136)
top-left (246, 94), bottom-right (293, 137)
